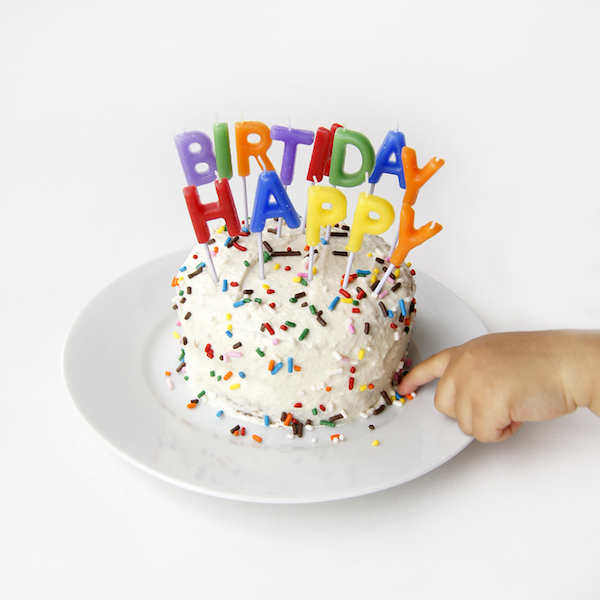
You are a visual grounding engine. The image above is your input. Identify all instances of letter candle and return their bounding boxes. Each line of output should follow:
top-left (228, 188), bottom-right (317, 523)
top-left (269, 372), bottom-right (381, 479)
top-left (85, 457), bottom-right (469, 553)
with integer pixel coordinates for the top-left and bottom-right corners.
top-left (235, 121), bottom-right (275, 229)
top-left (342, 189), bottom-right (395, 289)
top-left (270, 124), bottom-right (315, 238)
top-left (213, 121), bottom-right (233, 180)
top-left (250, 170), bottom-right (301, 279)
top-left (305, 184), bottom-right (347, 281)
top-left (373, 146), bottom-right (444, 295)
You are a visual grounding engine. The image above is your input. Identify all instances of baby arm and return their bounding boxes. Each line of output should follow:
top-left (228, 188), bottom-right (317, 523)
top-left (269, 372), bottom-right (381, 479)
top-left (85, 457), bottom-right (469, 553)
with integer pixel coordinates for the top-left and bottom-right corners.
top-left (397, 330), bottom-right (600, 442)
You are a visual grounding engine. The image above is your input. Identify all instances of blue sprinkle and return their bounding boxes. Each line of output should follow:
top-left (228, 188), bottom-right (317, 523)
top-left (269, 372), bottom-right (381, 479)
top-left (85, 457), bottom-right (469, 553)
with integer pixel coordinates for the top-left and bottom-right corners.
top-left (178, 265), bottom-right (187, 272)
top-left (395, 391), bottom-right (402, 400)
top-left (216, 410), bottom-right (224, 417)
top-left (399, 299), bottom-right (407, 316)
top-left (264, 415), bottom-right (270, 426)
top-left (225, 330), bottom-right (233, 338)
top-left (287, 357), bottom-right (293, 373)
top-left (224, 236), bottom-right (232, 247)
top-left (222, 279), bottom-right (228, 292)
top-left (328, 296), bottom-right (340, 311)
top-left (199, 262), bottom-right (206, 268)
top-left (387, 310), bottom-right (394, 318)
top-left (271, 362), bottom-right (283, 375)
top-left (233, 300), bottom-right (246, 308)
top-left (238, 371), bottom-right (246, 379)
top-left (242, 227), bottom-right (249, 233)
top-left (356, 269), bottom-right (370, 275)
top-left (320, 237), bottom-right (328, 245)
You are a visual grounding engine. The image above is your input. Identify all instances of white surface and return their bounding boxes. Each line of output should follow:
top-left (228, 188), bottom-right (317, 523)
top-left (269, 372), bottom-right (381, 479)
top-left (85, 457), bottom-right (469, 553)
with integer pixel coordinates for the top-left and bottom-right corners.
top-left (2, 0), bottom-right (599, 598)
top-left (63, 251), bottom-right (483, 502)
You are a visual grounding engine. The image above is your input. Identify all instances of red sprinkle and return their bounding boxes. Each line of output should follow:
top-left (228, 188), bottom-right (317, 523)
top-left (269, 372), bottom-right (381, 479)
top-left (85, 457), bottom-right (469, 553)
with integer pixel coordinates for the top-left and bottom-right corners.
top-left (294, 402), bottom-right (303, 408)
top-left (266, 288), bottom-right (275, 294)
top-left (339, 288), bottom-right (351, 298)
top-left (284, 266), bottom-right (291, 271)
top-left (349, 377), bottom-right (354, 390)
top-left (357, 290), bottom-right (366, 300)
top-left (350, 366), bottom-right (356, 373)
top-left (233, 242), bottom-right (247, 251)
top-left (240, 427), bottom-right (246, 436)
top-left (264, 322), bottom-right (275, 335)
top-left (352, 308), bottom-right (360, 313)
top-left (205, 344), bottom-right (211, 352)
top-left (410, 269), bottom-right (416, 275)
top-left (280, 324), bottom-right (288, 331)
top-left (287, 247), bottom-right (292, 251)
top-left (239, 230), bottom-right (250, 237)
top-left (319, 404), bottom-right (326, 412)
top-left (192, 254), bottom-right (198, 259)
top-left (390, 323), bottom-right (398, 329)
top-left (269, 302), bottom-right (276, 309)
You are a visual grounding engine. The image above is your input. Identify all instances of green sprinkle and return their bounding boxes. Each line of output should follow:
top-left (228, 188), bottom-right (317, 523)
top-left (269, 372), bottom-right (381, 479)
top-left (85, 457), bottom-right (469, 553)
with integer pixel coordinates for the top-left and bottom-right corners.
top-left (243, 298), bottom-right (251, 303)
top-left (256, 348), bottom-right (265, 357)
top-left (299, 277), bottom-right (307, 286)
top-left (178, 290), bottom-right (184, 296)
top-left (312, 408), bottom-right (318, 415)
top-left (197, 390), bottom-right (206, 398)
top-left (352, 300), bottom-right (359, 306)
top-left (254, 298), bottom-right (262, 304)
top-left (178, 349), bottom-right (185, 361)
top-left (243, 260), bottom-right (250, 267)
top-left (309, 305), bottom-right (316, 314)
top-left (217, 375), bottom-right (222, 381)
top-left (299, 328), bottom-right (309, 341)
top-left (289, 297), bottom-right (298, 303)
top-left (320, 419), bottom-right (336, 427)
top-left (184, 375), bottom-right (189, 381)
top-left (263, 251), bottom-right (272, 262)
top-left (210, 371), bottom-right (215, 377)
top-left (285, 321), bottom-right (296, 328)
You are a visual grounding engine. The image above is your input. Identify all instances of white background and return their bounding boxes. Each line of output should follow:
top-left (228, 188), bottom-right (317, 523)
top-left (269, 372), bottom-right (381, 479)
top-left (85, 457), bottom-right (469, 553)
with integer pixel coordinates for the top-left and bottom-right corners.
top-left (2, 1), bottom-right (599, 598)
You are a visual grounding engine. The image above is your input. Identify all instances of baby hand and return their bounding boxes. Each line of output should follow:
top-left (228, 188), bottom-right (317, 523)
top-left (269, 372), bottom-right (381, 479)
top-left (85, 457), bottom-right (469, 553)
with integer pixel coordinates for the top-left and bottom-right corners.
top-left (397, 331), bottom-right (599, 442)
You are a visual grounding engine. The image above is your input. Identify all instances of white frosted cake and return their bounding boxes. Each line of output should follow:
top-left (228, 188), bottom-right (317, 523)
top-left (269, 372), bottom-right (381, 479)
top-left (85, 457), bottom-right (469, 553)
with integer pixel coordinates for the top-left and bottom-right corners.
top-left (171, 223), bottom-right (415, 430)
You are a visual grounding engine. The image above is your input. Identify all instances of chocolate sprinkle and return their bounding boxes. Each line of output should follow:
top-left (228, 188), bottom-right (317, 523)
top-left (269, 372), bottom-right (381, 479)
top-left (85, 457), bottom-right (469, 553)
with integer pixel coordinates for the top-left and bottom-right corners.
top-left (243, 289), bottom-right (254, 295)
top-left (301, 302), bottom-right (308, 307)
top-left (375, 257), bottom-right (385, 264)
top-left (391, 282), bottom-right (402, 292)
top-left (267, 227), bottom-right (278, 234)
top-left (341, 224), bottom-right (350, 231)
top-left (329, 414), bottom-right (344, 421)
top-left (207, 238), bottom-right (215, 245)
top-left (329, 231), bottom-right (348, 237)
top-left (263, 240), bottom-right (273, 252)
top-left (186, 287), bottom-right (192, 294)
top-left (294, 292), bottom-right (306, 298)
top-left (281, 412), bottom-right (287, 421)
top-left (381, 391), bottom-right (392, 405)
top-left (370, 281), bottom-right (380, 291)
top-left (233, 342), bottom-right (242, 349)
top-left (316, 316), bottom-right (327, 326)
top-left (378, 301), bottom-right (388, 317)
top-left (179, 297), bottom-right (186, 304)
top-left (364, 322), bottom-right (370, 334)
top-left (332, 250), bottom-right (349, 256)
top-left (369, 424), bottom-right (375, 430)
top-left (230, 425), bottom-right (240, 434)
top-left (184, 312), bottom-right (192, 320)
top-left (271, 250), bottom-right (301, 257)
top-left (374, 405), bottom-right (385, 415)
top-left (182, 337), bottom-right (187, 345)
top-left (188, 266), bottom-right (204, 278)
top-left (176, 361), bottom-right (186, 373)
top-left (297, 422), bottom-right (303, 438)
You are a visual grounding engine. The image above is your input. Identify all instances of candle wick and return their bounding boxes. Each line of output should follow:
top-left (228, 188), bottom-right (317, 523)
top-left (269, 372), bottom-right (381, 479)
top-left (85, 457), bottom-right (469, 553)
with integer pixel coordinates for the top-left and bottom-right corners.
top-left (312, 176), bottom-right (319, 187)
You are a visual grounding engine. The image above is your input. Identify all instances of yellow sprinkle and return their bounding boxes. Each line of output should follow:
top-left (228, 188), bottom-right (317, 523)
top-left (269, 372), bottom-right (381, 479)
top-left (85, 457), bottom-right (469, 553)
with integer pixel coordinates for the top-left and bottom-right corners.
top-left (372, 440), bottom-right (379, 447)
top-left (370, 274), bottom-right (377, 284)
top-left (359, 385), bottom-right (367, 392)
top-left (262, 284), bottom-right (270, 289)
top-left (173, 331), bottom-right (181, 339)
top-left (226, 313), bottom-right (231, 321)
top-left (178, 277), bottom-right (184, 283)
top-left (313, 267), bottom-right (318, 274)
top-left (398, 397), bottom-right (406, 404)
top-left (216, 225), bottom-right (225, 234)
top-left (227, 324), bottom-right (232, 331)
top-left (273, 263), bottom-right (280, 270)
top-left (367, 253), bottom-right (372, 257)
top-left (230, 383), bottom-right (240, 390)
top-left (406, 261), bottom-right (412, 267)
top-left (373, 268), bottom-right (380, 274)
top-left (340, 298), bottom-right (353, 303)
top-left (292, 276), bottom-right (301, 283)
top-left (394, 268), bottom-right (400, 278)
top-left (358, 348), bottom-right (365, 360)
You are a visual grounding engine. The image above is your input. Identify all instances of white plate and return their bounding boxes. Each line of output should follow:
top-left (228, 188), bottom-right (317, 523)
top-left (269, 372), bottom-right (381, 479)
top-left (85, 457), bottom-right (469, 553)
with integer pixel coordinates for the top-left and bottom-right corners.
top-left (63, 250), bottom-right (487, 504)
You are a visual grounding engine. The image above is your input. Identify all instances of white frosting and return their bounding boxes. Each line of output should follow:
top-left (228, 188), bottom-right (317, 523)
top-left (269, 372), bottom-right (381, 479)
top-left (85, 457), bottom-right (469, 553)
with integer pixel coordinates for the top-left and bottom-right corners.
top-left (172, 224), bottom-right (415, 426)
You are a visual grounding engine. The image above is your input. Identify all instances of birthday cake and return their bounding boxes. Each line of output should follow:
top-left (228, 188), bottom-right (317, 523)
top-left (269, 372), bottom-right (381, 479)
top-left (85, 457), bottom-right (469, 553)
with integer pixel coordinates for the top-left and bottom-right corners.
top-left (170, 119), bottom-right (443, 435)
top-left (172, 224), bottom-right (416, 428)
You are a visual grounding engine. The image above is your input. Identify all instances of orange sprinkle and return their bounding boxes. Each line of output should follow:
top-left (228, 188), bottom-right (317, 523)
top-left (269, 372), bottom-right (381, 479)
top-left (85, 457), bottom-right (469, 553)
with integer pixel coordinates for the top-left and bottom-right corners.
top-left (293, 365), bottom-right (301, 372)
top-left (325, 386), bottom-right (332, 392)
top-left (165, 371), bottom-right (171, 376)
top-left (406, 394), bottom-right (414, 400)
top-left (405, 318), bottom-right (411, 326)
top-left (233, 430), bottom-right (239, 436)
top-left (304, 245), bottom-right (309, 251)
top-left (223, 371), bottom-right (233, 380)
top-left (368, 383), bottom-right (375, 390)
top-left (284, 413), bottom-right (293, 426)
top-left (268, 359), bottom-right (275, 371)
top-left (186, 403), bottom-right (196, 409)
top-left (252, 435), bottom-right (262, 443)
top-left (214, 246), bottom-right (219, 253)
top-left (331, 434), bottom-right (340, 440)
top-left (171, 276), bottom-right (179, 287)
